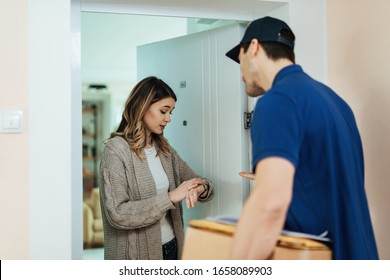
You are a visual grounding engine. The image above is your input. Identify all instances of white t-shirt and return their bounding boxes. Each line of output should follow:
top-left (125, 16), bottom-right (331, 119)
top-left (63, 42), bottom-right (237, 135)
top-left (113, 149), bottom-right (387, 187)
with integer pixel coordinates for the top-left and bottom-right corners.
top-left (145, 145), bottom-right (175, 244)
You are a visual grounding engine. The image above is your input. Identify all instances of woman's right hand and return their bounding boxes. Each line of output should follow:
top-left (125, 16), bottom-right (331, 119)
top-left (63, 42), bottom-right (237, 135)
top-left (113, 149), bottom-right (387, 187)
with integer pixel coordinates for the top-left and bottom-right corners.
top-left (168, 178), bottom-right (205, 204)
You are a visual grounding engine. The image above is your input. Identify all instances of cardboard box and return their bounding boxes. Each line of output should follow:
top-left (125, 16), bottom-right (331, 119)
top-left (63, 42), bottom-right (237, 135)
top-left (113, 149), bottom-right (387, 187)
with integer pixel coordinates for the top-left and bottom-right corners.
top-left (182, 220), bottom-right (332, 260)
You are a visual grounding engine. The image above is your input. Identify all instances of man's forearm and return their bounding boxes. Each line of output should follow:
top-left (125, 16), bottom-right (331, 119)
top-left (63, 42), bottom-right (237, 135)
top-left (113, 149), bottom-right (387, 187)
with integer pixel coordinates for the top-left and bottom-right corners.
top-left (231, 157), bottom-right (294, 259)
top-left (231, 187), bottom-right (287, 259)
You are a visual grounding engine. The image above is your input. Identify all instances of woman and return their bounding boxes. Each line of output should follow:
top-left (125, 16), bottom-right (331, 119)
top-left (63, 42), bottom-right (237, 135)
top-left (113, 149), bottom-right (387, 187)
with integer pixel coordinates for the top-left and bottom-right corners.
top-left (99, 76), bottom-right (214, 260)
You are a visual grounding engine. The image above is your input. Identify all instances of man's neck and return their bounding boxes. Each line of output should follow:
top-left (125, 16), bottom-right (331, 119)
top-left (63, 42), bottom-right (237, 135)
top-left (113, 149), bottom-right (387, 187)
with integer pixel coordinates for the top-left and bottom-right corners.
top-left (267, 59), bottom-right (294, 88)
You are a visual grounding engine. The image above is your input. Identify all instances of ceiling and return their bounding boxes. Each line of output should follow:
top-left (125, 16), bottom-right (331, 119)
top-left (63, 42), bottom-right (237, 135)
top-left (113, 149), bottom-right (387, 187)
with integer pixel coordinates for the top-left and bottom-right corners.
top-left (79, 0), bottom-right (289, 86)
top-left (76, 0), bottom-right (288, 21)
top-left (81, 13), bottom-right (189, 83)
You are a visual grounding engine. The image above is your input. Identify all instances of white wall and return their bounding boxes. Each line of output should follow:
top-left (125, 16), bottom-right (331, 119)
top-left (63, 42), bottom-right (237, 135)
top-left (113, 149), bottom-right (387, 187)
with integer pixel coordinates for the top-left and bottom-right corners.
top-left (81, 13), bottom-right (188, 84)
top-left (288, 0), bottom-right (327, 83)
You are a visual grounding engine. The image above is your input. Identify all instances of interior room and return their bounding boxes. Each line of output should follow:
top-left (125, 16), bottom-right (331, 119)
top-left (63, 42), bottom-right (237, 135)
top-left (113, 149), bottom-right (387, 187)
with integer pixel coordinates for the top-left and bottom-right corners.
top-left (1, 0), bottom-right (389, 261)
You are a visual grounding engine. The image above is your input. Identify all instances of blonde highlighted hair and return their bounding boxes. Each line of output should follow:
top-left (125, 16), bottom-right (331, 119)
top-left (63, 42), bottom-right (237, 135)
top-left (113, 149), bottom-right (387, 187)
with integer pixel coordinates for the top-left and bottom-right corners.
top-left (110, 76), bottom-right (177, 159)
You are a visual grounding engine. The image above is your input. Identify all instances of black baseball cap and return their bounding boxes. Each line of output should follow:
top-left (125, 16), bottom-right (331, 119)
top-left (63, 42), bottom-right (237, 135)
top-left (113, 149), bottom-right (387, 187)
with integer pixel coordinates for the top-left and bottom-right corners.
top-left (226, 16), bottom-right (295, 63)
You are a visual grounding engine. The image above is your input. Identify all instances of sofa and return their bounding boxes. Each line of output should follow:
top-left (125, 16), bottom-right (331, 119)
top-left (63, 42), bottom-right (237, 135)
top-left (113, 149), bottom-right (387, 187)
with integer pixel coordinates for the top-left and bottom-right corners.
top-left (83, 187), bottom-right (104, 248)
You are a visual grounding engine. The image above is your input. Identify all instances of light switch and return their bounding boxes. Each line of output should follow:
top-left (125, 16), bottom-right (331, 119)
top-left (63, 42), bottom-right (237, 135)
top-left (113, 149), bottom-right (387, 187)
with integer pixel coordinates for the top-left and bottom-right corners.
top-left (0, 110), bottom-right (23, 133)
top-left (3, 112), bottom-right (21, 129)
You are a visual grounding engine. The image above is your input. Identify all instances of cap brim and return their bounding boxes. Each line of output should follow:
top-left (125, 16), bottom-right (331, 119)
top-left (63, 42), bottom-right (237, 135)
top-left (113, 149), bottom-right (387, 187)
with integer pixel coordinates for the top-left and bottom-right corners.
top-left (225, 44), bottom-right (241, 64)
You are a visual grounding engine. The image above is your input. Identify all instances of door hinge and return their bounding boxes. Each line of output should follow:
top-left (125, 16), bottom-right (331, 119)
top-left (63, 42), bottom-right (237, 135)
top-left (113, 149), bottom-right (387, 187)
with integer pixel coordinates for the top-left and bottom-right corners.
top-left (244, 111), bottom-right (252, 129)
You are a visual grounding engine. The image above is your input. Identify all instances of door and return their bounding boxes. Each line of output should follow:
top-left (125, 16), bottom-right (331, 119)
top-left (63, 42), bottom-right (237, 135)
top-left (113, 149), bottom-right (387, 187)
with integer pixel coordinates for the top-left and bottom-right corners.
top-left (137, 23), bottom-right (250, 228)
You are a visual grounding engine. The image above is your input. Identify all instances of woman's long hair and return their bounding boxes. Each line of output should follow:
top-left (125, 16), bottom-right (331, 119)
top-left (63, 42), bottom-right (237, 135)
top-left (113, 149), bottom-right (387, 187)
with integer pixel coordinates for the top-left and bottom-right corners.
top-left (110, 76), bottom-right (177, 159)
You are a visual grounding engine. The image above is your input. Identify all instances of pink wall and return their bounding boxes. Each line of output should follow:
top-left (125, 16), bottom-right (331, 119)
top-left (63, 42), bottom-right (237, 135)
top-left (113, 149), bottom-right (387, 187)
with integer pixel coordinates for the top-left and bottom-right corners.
top-left (0, 0), bottom-right (29, 259)
top-left (328, 0), bottom-right (390, 259)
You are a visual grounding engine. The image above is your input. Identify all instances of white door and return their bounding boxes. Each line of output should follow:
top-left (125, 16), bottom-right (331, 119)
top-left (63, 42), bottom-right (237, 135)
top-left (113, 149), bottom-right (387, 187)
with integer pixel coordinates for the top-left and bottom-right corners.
top-left (137, 23), bottom-right (250, 228)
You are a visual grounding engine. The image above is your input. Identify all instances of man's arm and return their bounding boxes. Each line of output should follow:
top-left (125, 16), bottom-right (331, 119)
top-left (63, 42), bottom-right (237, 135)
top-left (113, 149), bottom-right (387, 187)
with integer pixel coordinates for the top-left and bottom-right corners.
top-left (232, 157), bottom-right (295, 259)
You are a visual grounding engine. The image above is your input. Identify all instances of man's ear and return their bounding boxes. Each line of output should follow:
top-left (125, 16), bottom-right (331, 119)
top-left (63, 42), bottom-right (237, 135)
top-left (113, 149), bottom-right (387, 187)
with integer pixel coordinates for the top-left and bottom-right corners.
top-left (249, 39), bottom-right (260, 56)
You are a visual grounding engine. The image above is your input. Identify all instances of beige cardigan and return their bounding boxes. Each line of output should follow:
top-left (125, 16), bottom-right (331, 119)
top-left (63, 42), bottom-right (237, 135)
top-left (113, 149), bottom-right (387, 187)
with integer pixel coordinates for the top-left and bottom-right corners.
top-left (99, 136), bottom-right (214, 260)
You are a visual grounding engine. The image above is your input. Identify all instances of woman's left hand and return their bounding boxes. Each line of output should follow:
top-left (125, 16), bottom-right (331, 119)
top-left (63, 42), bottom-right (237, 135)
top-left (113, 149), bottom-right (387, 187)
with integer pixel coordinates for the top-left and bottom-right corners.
top-left (169, 178), bottom-right (205, 204)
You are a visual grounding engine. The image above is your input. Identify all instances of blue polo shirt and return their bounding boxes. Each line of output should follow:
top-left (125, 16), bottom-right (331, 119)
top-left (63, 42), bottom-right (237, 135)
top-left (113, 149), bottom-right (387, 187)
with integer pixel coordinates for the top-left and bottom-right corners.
top-left (251, 64), bottom-right (378, 259)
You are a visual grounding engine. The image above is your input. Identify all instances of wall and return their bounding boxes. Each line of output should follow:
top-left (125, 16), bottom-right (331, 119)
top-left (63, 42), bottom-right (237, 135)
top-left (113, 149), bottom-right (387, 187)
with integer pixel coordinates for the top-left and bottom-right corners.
top-left (81, 13), bottom-right (188, 84)
top-left (289, 0), bottom-right (327, 82)
top-left (328, 0), bottom-right (390, 259)
top-left (0, 0), bottom-right (29, 259)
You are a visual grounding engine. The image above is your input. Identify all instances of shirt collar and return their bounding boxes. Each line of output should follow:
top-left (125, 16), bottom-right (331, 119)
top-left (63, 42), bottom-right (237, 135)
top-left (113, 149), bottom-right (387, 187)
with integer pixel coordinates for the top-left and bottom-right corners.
top-left (272, 64), bottom-right (303, 86)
